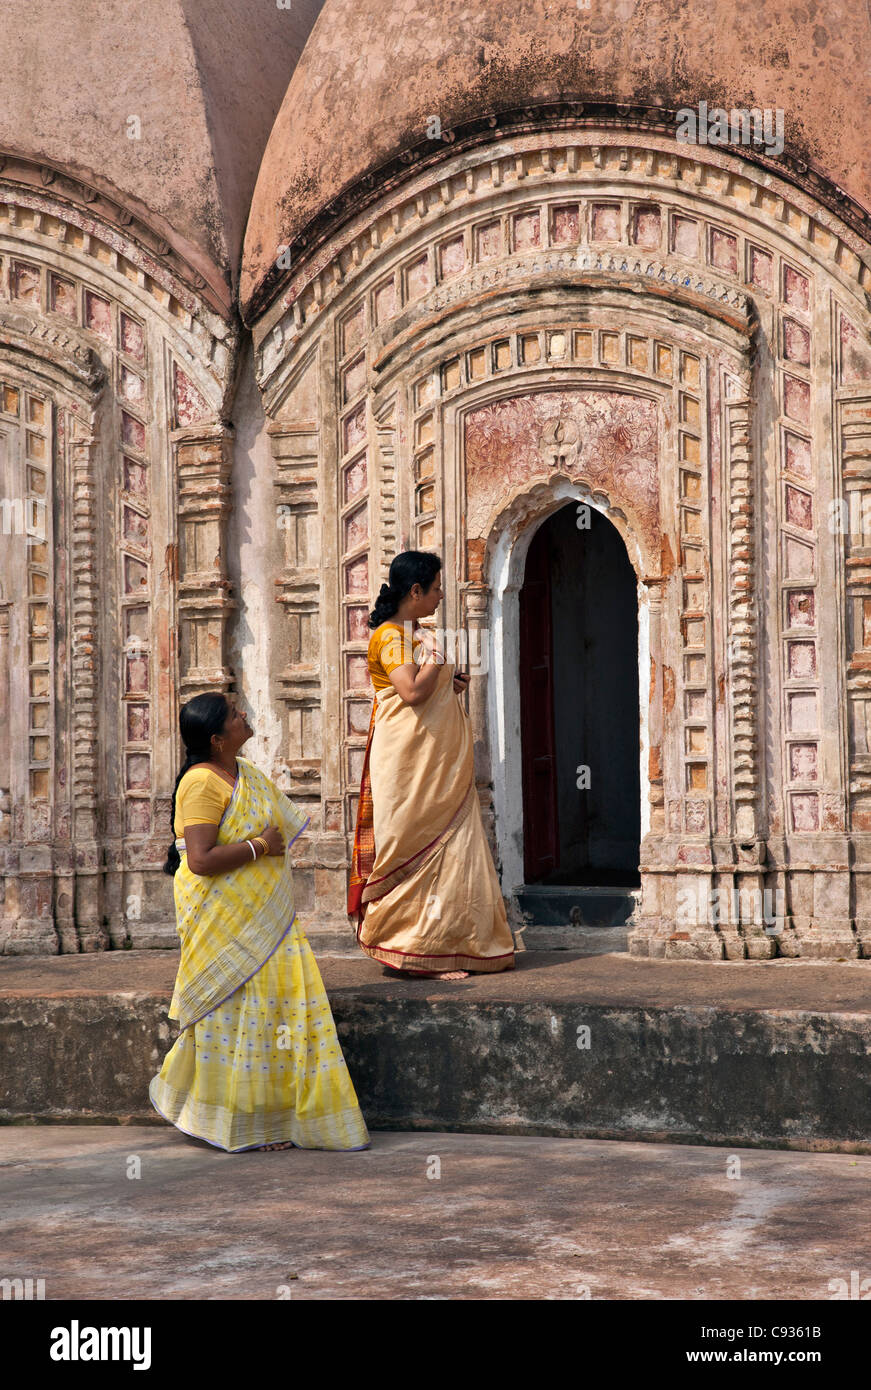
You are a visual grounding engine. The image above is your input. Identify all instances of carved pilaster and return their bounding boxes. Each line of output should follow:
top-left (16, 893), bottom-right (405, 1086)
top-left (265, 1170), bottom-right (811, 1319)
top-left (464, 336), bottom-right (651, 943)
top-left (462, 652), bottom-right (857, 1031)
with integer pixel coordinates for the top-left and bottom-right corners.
top-left (726, 388), bottom-right (761, 844)
top-left (174, 423), bottom-right (237, 698)
top-left (70, 410), bottom-right (106, 951)
top-left (270, 421), bottom-right (322, 800)
top-left (373, 395), bottom-right (398, 571)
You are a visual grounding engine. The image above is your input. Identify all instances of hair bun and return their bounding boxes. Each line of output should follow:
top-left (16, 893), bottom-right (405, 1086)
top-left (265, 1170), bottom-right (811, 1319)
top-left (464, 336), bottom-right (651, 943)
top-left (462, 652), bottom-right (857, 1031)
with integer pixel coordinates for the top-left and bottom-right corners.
top-left (378, 582), bottom-right (393, 597)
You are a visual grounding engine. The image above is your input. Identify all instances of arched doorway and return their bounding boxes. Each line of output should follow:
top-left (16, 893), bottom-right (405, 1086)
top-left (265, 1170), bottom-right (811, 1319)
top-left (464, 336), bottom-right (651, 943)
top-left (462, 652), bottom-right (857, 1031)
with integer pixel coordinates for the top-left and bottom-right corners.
top-left (518, 502), bottom-right (640, 921)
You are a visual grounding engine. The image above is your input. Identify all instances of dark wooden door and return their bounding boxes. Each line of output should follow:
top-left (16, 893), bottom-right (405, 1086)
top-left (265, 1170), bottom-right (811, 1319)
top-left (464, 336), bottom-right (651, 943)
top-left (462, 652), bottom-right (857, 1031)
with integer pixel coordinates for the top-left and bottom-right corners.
top-left (519, 522), bottom-right (560, 881)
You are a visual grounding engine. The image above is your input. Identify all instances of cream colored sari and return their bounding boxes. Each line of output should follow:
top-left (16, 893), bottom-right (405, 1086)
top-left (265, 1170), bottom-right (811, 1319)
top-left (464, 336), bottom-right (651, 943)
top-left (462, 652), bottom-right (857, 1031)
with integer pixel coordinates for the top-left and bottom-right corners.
top-left (351, 659), bottom-right (515, 973)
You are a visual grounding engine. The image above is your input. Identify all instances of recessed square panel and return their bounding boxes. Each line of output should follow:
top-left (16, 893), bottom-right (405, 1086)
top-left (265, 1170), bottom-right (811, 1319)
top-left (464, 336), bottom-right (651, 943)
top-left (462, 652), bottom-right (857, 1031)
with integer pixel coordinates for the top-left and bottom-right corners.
top-left (438, 235), bottom-right (466, 280)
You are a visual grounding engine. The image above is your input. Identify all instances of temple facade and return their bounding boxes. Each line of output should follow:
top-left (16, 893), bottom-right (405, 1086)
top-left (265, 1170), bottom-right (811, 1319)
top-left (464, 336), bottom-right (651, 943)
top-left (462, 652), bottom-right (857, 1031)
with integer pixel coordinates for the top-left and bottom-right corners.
top-left (3, 0), bottom-right (871, 960)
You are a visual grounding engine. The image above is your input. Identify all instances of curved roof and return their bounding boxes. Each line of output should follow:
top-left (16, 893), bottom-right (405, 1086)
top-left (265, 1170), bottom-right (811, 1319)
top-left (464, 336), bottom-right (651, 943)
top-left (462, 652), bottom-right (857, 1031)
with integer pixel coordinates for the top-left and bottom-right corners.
top-left (0, 0), bottom-right (324, 305)
top-left (242, 0), bottom-right (871, 316)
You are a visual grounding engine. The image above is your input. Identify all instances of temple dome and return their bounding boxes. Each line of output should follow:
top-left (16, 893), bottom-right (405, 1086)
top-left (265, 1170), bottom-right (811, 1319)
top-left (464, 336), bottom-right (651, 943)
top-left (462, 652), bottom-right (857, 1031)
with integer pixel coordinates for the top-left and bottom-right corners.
top-left (241, 0), bottom-right (871, 317)
top-left (0, 0), bottom-right (324, 304)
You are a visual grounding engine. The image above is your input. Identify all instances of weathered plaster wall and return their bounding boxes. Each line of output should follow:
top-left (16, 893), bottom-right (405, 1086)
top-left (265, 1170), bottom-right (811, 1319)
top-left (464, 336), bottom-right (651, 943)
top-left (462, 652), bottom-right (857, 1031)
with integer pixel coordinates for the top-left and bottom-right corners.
top-left (227, 341), bottom-right (287, 782)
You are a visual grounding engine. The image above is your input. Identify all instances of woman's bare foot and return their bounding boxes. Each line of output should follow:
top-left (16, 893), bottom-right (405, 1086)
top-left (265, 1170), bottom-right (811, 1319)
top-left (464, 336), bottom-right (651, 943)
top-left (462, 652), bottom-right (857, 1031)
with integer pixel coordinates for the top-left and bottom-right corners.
top-left (258, 1141), bottom-right (294, 1151)
top-left (384, 967), bottom-right (470, 981)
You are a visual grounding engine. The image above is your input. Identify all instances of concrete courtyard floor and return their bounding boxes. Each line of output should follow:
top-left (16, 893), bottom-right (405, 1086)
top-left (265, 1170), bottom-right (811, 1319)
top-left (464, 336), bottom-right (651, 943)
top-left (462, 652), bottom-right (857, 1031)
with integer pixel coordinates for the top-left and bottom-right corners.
top-left (2, 1125), bottom-right (869, 1300)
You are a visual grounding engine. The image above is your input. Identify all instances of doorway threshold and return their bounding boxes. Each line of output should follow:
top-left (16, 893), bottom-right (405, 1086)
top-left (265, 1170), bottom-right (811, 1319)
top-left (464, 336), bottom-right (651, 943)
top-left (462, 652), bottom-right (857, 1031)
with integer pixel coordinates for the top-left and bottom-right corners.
top-left (515, 883), bottom-right (639, 928)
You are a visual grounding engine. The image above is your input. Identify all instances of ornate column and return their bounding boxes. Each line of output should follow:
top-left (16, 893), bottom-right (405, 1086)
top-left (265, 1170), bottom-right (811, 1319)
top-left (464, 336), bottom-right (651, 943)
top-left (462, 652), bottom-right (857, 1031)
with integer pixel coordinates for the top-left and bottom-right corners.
top-left (632, 579), bottom-right (665, 952)
top-left (173, 423), bottom-right (236, 698)
top-left (70, 409), bottom-right (106, 951)
top-left (724, 378), bottom-right (775, 958)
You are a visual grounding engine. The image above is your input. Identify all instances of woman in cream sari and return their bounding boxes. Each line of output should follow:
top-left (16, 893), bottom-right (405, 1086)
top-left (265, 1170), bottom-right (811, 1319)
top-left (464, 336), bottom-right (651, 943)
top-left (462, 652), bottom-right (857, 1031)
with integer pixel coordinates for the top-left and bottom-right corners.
top-left (151, 692), bottom-right (369, 1153)
top-left (349, 551), bottom-right (515, 979)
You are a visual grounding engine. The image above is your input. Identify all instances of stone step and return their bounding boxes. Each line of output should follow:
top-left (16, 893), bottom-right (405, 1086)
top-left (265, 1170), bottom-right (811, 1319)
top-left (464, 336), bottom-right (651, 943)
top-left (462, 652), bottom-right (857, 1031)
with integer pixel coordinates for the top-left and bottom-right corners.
top-left (2, 950), bottom-right (870, 1150)
top-left (515, 884), bottom-right (640, 928)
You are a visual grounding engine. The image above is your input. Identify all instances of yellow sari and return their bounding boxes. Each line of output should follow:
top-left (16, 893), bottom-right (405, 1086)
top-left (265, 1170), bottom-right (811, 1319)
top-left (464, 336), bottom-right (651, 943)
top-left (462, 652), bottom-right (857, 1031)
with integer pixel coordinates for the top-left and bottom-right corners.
top-left (150, 756), bottom-right (370, 1152)
top-left (350, 645), bottom-right (515, 974)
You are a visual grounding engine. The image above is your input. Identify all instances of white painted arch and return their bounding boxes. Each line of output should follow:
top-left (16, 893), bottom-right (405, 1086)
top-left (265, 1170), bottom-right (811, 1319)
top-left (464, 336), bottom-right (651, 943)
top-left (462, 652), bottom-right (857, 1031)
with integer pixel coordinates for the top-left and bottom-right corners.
top-left (485, 478), bottom-right (651, 898)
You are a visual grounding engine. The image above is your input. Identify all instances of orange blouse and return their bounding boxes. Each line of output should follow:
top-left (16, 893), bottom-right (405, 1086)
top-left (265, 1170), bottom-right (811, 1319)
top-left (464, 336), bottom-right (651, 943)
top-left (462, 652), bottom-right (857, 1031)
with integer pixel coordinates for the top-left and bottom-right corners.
top-left (367, 621), bottom-right (418, 691)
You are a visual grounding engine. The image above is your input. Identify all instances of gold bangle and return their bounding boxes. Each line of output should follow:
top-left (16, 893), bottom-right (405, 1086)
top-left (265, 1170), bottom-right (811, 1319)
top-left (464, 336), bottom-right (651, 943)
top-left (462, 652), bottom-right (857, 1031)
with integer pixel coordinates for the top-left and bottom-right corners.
top-left (255, 836), bottom-right (269, 855)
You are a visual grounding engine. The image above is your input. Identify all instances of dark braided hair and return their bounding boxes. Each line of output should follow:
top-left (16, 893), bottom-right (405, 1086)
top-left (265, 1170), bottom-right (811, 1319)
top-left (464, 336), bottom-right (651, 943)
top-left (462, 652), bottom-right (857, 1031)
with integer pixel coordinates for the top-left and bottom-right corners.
top-left (368, 550), bottom-right (442, 629)
top-left (162, 692), bottom-right (230, 876)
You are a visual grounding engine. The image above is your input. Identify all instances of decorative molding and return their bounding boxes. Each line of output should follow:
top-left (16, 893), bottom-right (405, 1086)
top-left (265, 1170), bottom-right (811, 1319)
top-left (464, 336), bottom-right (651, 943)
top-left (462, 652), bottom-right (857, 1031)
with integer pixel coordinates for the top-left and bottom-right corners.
top-left (0, 149), bottom-right (231, 316)
top-left (249, 102), bottom-right (871, 319)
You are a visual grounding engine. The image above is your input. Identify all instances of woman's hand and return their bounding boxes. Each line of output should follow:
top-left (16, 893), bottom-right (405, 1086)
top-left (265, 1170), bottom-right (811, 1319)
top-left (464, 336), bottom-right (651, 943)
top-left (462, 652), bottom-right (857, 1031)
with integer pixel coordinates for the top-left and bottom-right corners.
top-left (413, 625), bottom-right (445, 666)
top-left (453, 672), bottom-right (471, 695)
top-left (260, 825), bottom-right (285, 856)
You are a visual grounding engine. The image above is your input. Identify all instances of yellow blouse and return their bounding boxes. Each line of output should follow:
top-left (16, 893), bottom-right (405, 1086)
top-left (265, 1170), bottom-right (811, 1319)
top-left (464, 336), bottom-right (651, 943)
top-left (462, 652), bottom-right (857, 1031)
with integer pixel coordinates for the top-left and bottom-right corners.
top-left (367, 621), bottom-right (417, 691)
top-left (174, 765), bottom-right (234, 836)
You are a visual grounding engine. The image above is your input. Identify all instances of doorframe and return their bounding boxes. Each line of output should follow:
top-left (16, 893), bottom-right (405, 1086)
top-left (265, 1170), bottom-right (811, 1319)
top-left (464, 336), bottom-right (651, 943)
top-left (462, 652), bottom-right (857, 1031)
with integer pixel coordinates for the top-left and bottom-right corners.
top-left (487, 480), bottom-right (651, 899)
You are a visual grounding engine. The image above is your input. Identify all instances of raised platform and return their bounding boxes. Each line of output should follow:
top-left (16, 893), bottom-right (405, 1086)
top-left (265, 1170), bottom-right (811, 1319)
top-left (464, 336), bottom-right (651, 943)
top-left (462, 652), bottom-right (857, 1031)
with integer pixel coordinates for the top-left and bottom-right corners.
top-left (1, 948), bottom-right (869, 1151)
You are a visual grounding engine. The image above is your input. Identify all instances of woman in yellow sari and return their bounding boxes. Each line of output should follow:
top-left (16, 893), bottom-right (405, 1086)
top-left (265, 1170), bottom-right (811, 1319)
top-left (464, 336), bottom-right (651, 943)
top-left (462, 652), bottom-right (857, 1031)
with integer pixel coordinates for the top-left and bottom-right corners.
top-left (151, 692), bottom-right (369, 1153)
top-left (349, 551), bottom-right (515, 979)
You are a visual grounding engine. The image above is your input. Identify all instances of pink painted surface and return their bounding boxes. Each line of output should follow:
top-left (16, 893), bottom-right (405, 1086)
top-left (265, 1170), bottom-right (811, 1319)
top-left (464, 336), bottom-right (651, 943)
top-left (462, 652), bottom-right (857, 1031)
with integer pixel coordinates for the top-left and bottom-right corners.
top-left (789, 744), bottom-right (818, 781)
top-left (124, 556), bottom-right (148, 592)
top-left (785, 485), bottom-right (813, 530)
top-left (120, 367), bottom-right (145, 403)
top-left (591, 203), bottom-right (621, 242)
top-left (126, 754), bottom-right (151, 790)
top-left (671, 216), bottom-right (699, 258)
top-left (476, 222), bottom-right (502, 261)
top-left (85, 292), bottom-right (113, 341)
top-left (344, 555), bottom-right (368, 594)
top-left (127, 705), bottom-right (151, 742)
top-left (709, 229), bottom-right (737, 274)
top-left (346, 605), bottom-right (369, 641)
top-left (784, 319), bottom-right (811, 366)
top-left (123, 458), bottom-right (148, 496)
top-left (785, 537), bottom-right (813, 579)
top-left (50, 275), bottom-right (77, 319)
top-left (125, 801), bottom-right (151, 835)
top-left (464, 389), bottom-right (659, 551)
top-left (343, 503), bottom-right (368, 550)
top-left (840, 314), bottom-right (871, 385)
top-left (343, 402), bottom-right (366, 453)
top-left (12, 261), bottom-right (40, 304)
top-left (791, 793), bottom-right (819, 832)
top-left (343, 452), bottom-right (367, 502)
top-left (439, 236), bottom-right (466, 277)
top-left (513, 212), bottom-right (541, 250)
top-left (121, 412), bottom-right (146, 451)
top-left (632, 207), bottom-right (661, 249)
top-left (374, 279), bottom-right (397, 324)
top-left (783, 376), bottom-right (811, 425)
top-left (342, 356), bottom-right (366, 402)
top-left (407, 255), bottom-right (431, 299)
top-left (784, 431), bottom-right (812, 478)
top-left (342, 304), bottom-right (365, 355)
top-left (788, 692), bottom-right (817, 733)
top-left (174, 365), bottom-right (210, 427)
top-left (787, 591), bottom-right (815, 628)
top-left (123, 507), bottom-right (149, 546)
top-left (749, 247), bottom-right (773, 292)
top-left (125, 655), bottom-right (149, 693)
top-left (346, 654), bottom-right (369, 689)
top-left (120, 313), bottom-right (146, 360)
top-left (552, 206), bottom-right (579, 244)
top-left (783, 266), bottom-right (811, 312)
